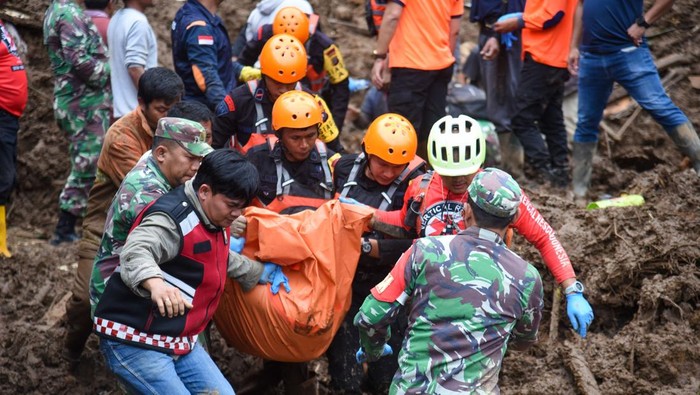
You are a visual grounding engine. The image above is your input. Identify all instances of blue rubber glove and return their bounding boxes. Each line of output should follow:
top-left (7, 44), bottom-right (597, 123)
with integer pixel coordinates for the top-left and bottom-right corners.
top-left (497, 12), bottom-right (523, 50)
top-left (259, 263), bottom-right (291, 295)
top-left (349, 77), bottom-right (370, 92)
top-left (339, 196), bottom-right (368, 207)
top-left (229, 236), bottom-right (245, 254)
top-left (356, 344), bottom-right (393, 363)
top-left (566, 292), bottom-right (594, 337)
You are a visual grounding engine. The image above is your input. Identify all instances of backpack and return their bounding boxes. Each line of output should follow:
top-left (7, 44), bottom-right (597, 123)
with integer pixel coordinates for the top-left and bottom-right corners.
top-left (364, 0), bottom-right (387, 36)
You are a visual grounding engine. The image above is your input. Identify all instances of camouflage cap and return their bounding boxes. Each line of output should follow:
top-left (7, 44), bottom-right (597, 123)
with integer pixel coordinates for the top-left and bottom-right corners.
top-left (155, 117), bottom-right (213, 157)
top-left (468, 167), bottom-right (522, 217)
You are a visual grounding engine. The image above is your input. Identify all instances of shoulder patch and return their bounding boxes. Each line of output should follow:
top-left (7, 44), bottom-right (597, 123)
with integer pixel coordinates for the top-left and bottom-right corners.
top-left (186, 20), bottom-right (207, 30)
top-left (224, 95), bottom-right (235, 112)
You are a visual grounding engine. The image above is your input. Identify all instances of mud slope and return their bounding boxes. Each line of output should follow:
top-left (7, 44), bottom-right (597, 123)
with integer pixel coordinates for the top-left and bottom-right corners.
top-left (1, 0), bottom-right (698, 394)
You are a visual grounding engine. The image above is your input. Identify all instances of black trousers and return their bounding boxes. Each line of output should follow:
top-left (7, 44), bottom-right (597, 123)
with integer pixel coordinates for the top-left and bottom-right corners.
top-left (388, 65), bottom-right (453, 142)
top-left (511, 53), bottom-right (570, 170)
top-left (0, 109), bottom-right (19, 204)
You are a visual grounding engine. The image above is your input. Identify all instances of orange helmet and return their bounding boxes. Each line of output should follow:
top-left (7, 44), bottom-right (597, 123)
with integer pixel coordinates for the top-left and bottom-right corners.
top-left (363, 113), bottom-right (417, 165)
top-left (272, 90), bottom-right (323, 131)
top-left (272, 7), bottom-right (310, 43)
top-left (260, 34), bottom-right (307, 84)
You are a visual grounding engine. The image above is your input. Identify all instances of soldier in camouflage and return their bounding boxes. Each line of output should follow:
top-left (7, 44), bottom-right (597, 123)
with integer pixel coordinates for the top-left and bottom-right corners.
top-left (43, 0), bottom-right (111, 245)
top-left (355, 168), bottom-right (544, 394)
top-left (89, 117), bottom-right (212, 314)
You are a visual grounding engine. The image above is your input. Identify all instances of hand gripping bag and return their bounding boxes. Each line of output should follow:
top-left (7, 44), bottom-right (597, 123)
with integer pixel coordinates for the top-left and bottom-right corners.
top-left (213, 200), bottom-right (374, 362)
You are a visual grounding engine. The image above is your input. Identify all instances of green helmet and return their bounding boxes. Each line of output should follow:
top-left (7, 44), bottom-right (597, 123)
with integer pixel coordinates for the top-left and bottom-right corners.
top-left (427, 114), bottom-right (485, 176)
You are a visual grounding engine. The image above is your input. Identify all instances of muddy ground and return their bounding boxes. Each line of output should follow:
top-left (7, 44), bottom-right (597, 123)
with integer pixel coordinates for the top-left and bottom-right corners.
top-left (1, 0), bottom-right (699, 394)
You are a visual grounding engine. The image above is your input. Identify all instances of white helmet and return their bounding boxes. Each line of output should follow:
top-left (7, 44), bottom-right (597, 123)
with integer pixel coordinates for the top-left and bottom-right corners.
top-left (427, 114), bottom-right (485, 176)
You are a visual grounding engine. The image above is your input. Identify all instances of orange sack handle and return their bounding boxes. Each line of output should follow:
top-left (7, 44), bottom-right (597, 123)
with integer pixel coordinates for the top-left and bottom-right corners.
top-left (213, 200), bottom-right (374, 362)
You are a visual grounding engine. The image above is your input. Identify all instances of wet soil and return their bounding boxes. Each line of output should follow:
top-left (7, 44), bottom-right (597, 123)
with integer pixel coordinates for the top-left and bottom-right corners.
top-left (1, 0), bottom-right (698, 394)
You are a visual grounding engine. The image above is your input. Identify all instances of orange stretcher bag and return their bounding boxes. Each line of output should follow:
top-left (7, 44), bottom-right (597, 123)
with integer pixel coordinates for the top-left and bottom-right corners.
top-left (213, 200), bottom-right (374, 362)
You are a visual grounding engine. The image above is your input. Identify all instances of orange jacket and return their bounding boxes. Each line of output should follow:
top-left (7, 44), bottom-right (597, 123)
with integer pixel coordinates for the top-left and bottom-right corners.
top-left (97, 107), bottom-right (154, 187)
top-left (521, 0), bottom-right (577, 68)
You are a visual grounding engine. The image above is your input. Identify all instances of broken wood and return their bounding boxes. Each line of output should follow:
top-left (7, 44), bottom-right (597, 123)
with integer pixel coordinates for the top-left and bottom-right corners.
top-left (628, 342), bottom-right (635, 375)
top-left (599, 121), bottom-right (614, 158)
top-left (0, 8), bottom-right (42, 30)
top-left (609, 106), bottom-right (643, 142)
top-left (549, 286), bottom-right (561, 344)
top-left (33, 282), bottom-right (52, 306)
top-left (689, 76), bottom-right (700, 90)
top-left (564, 340), bottom-right (602, 395)
top-left (42, 292), bottom-right (71, 328)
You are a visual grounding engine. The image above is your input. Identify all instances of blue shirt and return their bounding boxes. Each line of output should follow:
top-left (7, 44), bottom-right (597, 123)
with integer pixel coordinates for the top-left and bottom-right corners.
top-left (171, 0), bottom-right (238, 109)
top-left (581, 0), bottom-right (645, 53)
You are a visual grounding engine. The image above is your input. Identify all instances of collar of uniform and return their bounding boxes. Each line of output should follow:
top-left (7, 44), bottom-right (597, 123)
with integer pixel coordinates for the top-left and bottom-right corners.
top-left (135, 106), bottom-right (154, 137)
top-left (257, 79), bottom-right (274, 104)
top-left (188, 0), bottom-right (221, 26)
top-left (462, 226), bottom-right (505, 246)
top-left (183, 179), bottom-right (219, 232)
top-left (145, 153), bottom-right (170, 187)
top-left (272, 142), bottom-right (322, 163)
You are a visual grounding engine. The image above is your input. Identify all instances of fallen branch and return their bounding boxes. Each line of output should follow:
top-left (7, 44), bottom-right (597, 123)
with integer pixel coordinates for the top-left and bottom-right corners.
top-left (549, 286), bottom-right (561, 344)
top-left (599, 121), bottom-right (614, 157)
top-left (327, 18), bottom-right (372, 36)
top-left (629, 342), bottom-right (635, 375)
top-left (613, 218), bottom-right (631, 247)
top-left (564, 340), bottom-right (602, 395)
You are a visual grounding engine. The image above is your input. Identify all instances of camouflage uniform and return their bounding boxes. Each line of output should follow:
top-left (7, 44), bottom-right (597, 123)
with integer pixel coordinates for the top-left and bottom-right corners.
top-left (43, 0), bottom-right (111, 217)
top-left (89, 118), bottom-right (212, 313)
top-left (355, 169), bottom-right (544, 394)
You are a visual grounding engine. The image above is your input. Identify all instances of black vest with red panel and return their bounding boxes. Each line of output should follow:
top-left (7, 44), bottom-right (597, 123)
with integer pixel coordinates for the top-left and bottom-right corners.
top-left (93, 186), bottom-right (229, 355)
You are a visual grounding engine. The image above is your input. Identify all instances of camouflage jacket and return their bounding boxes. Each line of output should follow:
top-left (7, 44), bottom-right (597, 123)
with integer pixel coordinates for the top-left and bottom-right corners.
top-left (43, 0), bottom-right (111, 113)
top-left (89, 153), bottom-right (171, 315)
top-left (355, 227), bottom-right (544, 394)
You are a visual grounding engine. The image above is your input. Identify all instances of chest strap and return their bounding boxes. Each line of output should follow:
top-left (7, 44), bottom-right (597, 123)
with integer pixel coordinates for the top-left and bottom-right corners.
top-left (404, 171), bottom-right (434, 231)
top-left (246, 80), bottom-right (268, 134)
top-left (272, 139), bottom-right (333, 200)
top-left (339, 152), bottom-right (366, 200)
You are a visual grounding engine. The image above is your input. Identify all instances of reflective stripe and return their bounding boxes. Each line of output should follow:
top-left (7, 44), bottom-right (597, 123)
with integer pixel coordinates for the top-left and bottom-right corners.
top-left (315, 141), bottom-right (333, 200)
top-left (179, 210), bottom-right (199, 237)
top-left (339, 153), bottom-right (365, 199)
top-left (162, 271), bottom-right (196, 304)
top-left (397, 291), bottom-right (409, 305)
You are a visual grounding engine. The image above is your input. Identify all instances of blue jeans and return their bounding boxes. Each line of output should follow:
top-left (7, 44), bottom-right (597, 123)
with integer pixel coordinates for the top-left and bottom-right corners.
top-left (100, 338), bottom-right (235, 395)
top-left (575, 46), bottom-right (688, 143)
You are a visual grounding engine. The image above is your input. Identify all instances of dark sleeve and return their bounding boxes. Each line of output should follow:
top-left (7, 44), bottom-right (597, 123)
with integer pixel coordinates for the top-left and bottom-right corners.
top-left (212, 93), bottom-right (238, 148)
top-left (377, 238), bottom-right (414, 266)
top-left (231, 25), bottom-right (247, 57)
top-left (238, 25), bottom-right (270, 66)
top-left (184, 24), bottom-right (227, 108)
top-left (328, 78), bottom-right (350, 132)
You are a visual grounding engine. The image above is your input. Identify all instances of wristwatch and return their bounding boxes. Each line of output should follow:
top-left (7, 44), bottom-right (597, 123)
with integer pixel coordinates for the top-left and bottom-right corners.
top-left (372, 49), bottom-right (387, 60)
top-left (563, 280), bottom-right (585, 295)
top-left (361, 237), bottom-right (373, 254)
top-left (635, 16), bottom-right (651, 28)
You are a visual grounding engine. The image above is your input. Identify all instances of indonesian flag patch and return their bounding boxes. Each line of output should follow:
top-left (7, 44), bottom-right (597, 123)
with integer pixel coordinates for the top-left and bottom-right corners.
top-left (198, 35), bottom-right (214, 45)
